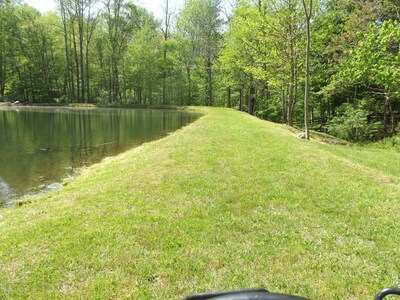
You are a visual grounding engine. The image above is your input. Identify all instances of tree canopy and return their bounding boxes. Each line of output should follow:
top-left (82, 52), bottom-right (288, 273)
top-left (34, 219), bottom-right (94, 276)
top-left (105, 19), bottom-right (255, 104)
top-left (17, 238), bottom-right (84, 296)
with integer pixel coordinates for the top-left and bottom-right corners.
top-left (0, 0), bottom-right (399, 140)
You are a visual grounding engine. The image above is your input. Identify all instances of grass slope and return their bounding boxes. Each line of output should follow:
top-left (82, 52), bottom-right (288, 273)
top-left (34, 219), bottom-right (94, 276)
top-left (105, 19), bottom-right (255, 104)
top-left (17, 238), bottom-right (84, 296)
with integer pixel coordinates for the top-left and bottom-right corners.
top-left (0, 108), bottom-right (399, 299)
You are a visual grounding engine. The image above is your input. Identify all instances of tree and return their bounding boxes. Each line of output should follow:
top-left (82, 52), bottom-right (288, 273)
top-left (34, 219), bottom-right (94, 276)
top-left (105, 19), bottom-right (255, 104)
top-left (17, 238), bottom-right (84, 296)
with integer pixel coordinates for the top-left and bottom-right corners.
top-left (0, 0), bottom-right (13, 98)
top-left (1, 4), bottom-right (64, 102)
top-left (219, 1), bottom-right (258, 112)
top-left (178, 0), bottom-right (223, 106)
top-left (302, 0), bottom-right (313, 140)
top-left (161, 0), bottom-right (174, 105)
top-left (125, 10), bottom-right (162, 104)
top-left (339, 20), bottom-right (400, 133)
top-left (56, 0), bottom-right (99, 103)
top-left (220, 0), bottom-right (304, 121)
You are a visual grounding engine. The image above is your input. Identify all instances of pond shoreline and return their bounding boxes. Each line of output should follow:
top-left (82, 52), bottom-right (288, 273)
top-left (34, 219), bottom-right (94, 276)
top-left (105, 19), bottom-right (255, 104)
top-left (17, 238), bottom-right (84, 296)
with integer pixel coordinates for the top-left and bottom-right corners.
top-left (0, 106), bottom-right (201, 206)
top-left (0, 101), bottom-right (186, 110)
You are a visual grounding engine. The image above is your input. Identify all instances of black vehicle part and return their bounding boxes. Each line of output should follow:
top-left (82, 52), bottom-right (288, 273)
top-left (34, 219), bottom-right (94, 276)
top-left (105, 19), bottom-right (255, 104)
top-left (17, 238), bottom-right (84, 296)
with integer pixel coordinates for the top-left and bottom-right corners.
top-left (375, 288), bottom-right (400, 300)
top-left (182, 288), bottom-right (309, 300)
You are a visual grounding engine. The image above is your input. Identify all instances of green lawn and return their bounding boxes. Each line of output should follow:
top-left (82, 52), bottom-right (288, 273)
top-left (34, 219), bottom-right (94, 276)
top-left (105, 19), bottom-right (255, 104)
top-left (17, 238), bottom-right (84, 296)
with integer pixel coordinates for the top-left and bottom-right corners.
top-left (0, 108), bottom-right (399, 299)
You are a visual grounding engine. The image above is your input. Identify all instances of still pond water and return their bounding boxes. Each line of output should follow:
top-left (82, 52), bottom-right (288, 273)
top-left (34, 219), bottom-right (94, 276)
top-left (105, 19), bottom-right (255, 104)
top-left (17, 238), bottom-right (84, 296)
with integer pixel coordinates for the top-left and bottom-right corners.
top-left (0, 107), bottom-right (200, 205)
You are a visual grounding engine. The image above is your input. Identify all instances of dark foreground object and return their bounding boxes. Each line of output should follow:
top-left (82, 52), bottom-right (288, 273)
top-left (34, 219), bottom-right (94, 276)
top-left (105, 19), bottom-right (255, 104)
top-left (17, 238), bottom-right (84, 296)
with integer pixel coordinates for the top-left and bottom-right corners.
top-left (181, 288), bottom-right (308, 300)
top-left (375, 288), bottom-right (400, 300)
top-left (182, 287), bottom-right (400, 300)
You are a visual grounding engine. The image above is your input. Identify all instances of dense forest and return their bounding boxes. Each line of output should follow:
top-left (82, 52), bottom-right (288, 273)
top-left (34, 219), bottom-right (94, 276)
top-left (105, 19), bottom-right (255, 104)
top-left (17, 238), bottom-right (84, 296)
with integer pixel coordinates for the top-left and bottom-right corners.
top-left (0, 0), bottom-right (399, 141)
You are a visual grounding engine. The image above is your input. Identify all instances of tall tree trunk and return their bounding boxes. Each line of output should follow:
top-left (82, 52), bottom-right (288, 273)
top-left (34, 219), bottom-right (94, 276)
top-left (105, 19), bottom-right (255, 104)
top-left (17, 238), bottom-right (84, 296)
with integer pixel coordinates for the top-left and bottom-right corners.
top-left (386, 92), bottom-right (396, 134)
top-left (0, 55), bottom-right (6, 97)
top-left (206, 57), bottom-right (213, 106)
top-left (60, 0), bottom-right (73, 101)
top-left (72, 25), bottom-right (80, 102)
top-left (287, 0), bottom-right (295, 127)
top-left (227, 86), bottom-right (231, 108)
top-left (85, 5), bottom-right (95, 103)
top-left (288, 39), bottom-right (295, 126)
top-left (97, 43), bottom-right (105, 92)
top-left (281, 81), bottom-right (287, 123)
top-left (78, 4), bottom-right (85, 103)
top-left (248, 78), bottom-right (256, 115)
top-left (0, 13), bottom-right (5, 98)
top-left (108, 65), bottom-right (112, 103)
top-left (113, 63), bottom-right (120, 102)
top-left (122, 61), bottom-right (127, 103)
top-left (70, 50), bottom-right (75, 99)
top-left (186, 66), bottom-right (192, 105)
top-left (383, 102), bottom-right (388, 132)
top-left (85, 48), bottom-right (90, 102)
top-left (239, 79), bottom-right (243, 112)
top-left (302, 0), bottom-right (312, 140)
top-left (162, 0), bottom-right (171, 105)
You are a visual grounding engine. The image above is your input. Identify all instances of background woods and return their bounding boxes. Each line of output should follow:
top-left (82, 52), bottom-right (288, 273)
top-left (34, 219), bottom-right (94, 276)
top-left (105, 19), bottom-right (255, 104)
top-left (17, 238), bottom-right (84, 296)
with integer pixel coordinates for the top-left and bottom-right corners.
top-left (0, 0), bottom-right (399, 140)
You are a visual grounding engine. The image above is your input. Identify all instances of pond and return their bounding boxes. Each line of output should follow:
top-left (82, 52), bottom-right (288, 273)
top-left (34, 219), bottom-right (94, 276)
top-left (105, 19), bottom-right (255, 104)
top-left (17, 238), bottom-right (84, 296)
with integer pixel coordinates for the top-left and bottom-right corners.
top-left (0, 107), bottom-right (201, 205)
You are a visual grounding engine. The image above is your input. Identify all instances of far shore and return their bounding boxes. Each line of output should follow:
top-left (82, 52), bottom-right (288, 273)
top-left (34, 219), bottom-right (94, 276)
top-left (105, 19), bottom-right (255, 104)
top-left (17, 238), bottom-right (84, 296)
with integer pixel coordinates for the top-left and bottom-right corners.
top-left (0, 101), bottom-right (186, 110)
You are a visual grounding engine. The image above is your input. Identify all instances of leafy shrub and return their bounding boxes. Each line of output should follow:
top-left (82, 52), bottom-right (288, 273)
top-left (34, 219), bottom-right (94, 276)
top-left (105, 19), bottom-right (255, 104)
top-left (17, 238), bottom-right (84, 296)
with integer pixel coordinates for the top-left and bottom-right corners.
top-left (327, 105), bottom-right (380, 141)
top-left (96, 90), bottom-right (111, 105)
top-left (255, 97), bottom-right (283, 123)
top-left (374, 134), bottom-right (400, 152)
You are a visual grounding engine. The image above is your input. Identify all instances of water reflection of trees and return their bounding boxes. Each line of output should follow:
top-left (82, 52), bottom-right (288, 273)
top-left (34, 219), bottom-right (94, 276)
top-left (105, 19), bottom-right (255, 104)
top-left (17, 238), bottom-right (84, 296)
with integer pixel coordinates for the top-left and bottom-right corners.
top-left (0, 108), bottom-right (200, 198)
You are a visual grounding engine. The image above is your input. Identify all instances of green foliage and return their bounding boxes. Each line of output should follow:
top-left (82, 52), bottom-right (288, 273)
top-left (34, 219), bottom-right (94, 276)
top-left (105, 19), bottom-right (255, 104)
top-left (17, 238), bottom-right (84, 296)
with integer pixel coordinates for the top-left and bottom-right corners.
top-left (1, 0), bottom-right (400, 139)
top-left (327, 104), bottom-right (380, 141)
top-left (255, 96), bottom-right (283, 123)
top-left (177, 0), bottom-right (223, 106)
top-left (219, 0), bottom-right (306, 120)
top-left (0, 4), bottom-right (64, 102)
top-left (125, 15), bottom-right (163, 104)
top-left (95, 90), bottom-right (111, 105)
top-left (342, 20), bottom-right (400, 91)
top-left (0, 0), bottom-right (214, 106)
top-left (373, 133), bottom-right (400, 152)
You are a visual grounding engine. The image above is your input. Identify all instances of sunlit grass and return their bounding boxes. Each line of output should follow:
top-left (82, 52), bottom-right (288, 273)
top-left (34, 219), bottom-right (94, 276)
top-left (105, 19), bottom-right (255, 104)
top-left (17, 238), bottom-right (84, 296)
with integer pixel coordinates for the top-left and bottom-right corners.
top-left (0, 108), bottom-right (399, 299)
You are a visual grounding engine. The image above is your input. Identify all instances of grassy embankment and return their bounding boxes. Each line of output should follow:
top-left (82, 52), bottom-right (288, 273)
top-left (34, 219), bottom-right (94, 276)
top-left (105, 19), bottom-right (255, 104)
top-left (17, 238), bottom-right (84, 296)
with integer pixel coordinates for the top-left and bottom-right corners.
top-left (0, 108), bottom-right (399, 299)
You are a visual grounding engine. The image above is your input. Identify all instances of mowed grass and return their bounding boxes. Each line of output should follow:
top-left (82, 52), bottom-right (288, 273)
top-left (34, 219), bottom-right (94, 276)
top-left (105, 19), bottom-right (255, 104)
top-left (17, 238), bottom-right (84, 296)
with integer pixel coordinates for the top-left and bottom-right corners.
top-left (0, 107), bottom-right (399, 299)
